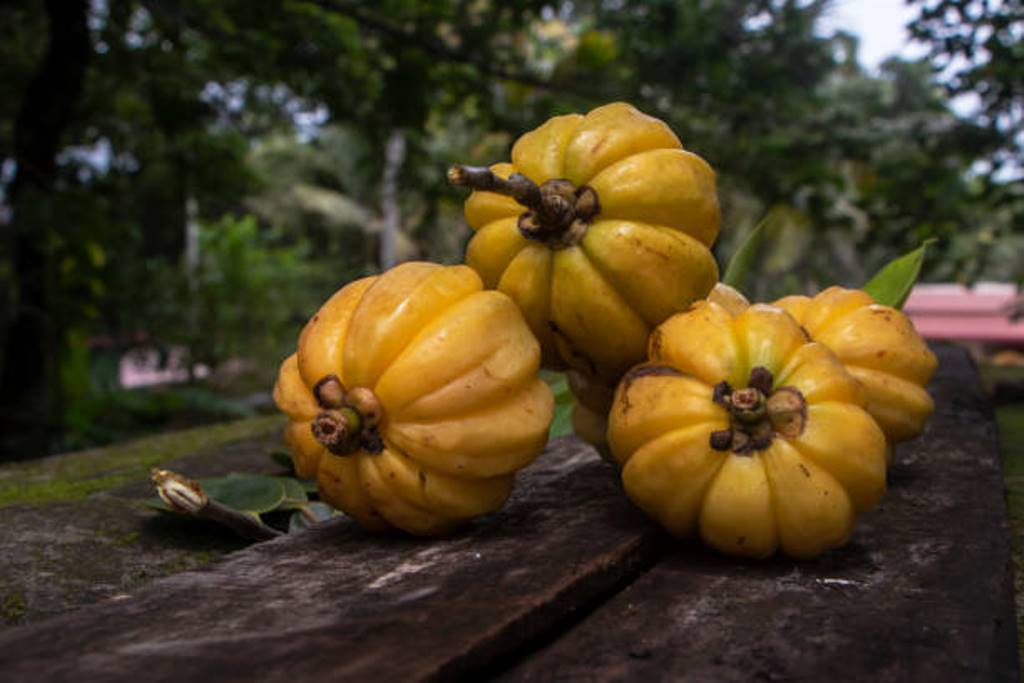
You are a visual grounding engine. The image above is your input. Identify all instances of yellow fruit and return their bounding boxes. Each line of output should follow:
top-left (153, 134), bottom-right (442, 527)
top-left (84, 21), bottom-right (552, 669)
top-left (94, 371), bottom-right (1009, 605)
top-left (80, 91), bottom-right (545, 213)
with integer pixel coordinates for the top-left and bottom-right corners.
top-left (450, 102), bottom-right (720, 382)
top-left (774, 286), bottom-right (937, 441)
top-left (608, 302), bottom-right (887, 559)
top-left (565, 281), bottom-right (753, 455)
top-left (563, 367), bottom-right (617, 457)
top-left (273, 262), bottom-right (554, 536)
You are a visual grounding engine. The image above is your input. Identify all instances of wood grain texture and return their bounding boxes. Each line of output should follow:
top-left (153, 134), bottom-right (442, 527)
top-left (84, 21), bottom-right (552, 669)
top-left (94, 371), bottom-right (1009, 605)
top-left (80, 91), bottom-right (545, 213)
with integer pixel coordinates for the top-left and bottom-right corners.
top-left (498, 345), bottom-right (1019, 682)
top-left (0, 438), bottom-right (663, 682)
top-left (0, 345), bottom-right (1015, 682)
top-left (0, 422), bottom-right (283, 629)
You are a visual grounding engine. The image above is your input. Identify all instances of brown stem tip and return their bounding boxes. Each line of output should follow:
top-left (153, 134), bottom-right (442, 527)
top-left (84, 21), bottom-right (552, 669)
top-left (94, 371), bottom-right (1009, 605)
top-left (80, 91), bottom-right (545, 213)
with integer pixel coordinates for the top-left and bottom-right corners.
top-left (152, 468), bottom-right (207, 514)
top-left (312, 407), bottom-right (362, 455)
top-left (747, 366), bottom-right (774, 394)
top-left (150, 468), bottom-right (282, 541)
top-left (712, 381), bottom-right (733, 407)
top-left (708, 365), bottom-right (807, 454)
top-left (447, 164), bottom-right (543, 211)
top-left (447, 162), bottom-right (601, 249)
top-left (345, 386), bottom-right (383, 428)
top-left (710, 429), bottom-right (733, 451)
top-left (313, 374), bottom-right (345, 409)
top-left (766, 387), bottom-right (808, 438)
top-left (730, 387), bottom-right (766, 423)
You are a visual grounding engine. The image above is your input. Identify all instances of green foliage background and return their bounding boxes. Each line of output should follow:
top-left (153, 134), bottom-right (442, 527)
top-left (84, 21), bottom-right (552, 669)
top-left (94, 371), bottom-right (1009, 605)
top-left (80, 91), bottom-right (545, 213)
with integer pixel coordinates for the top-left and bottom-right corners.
top-left (0, 0), bottom-right (1021, 455)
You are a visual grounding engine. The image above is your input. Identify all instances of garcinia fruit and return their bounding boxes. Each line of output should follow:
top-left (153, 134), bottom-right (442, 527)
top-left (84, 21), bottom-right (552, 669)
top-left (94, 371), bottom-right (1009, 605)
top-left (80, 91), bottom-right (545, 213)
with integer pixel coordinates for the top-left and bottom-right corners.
top-left (273, 262), bottom-right (553, 536)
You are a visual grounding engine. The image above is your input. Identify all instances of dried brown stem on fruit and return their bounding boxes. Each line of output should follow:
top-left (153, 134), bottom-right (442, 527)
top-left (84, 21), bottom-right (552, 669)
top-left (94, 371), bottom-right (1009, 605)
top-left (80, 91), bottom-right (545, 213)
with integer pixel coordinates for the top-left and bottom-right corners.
top-left (345, 386), bottom-right (383, 427)
top-left (710, 429), bottom-right (733, 450)
top-left (313, 375), bottom-right (346, 409)
top-left (447, 165), bottom-right (543, 212)
top-left (312, 407), bottom-right (362, 455)
top-left (448, 163), bottom-right (601, 249)
top-left (730, 387), bottom-right (766, 423)
top-left (767, 387), bottom-right (808, 437)
top-left (708, 366), bottom-right (807, 454)
top-left (747, 366), bottom-right (774, 394)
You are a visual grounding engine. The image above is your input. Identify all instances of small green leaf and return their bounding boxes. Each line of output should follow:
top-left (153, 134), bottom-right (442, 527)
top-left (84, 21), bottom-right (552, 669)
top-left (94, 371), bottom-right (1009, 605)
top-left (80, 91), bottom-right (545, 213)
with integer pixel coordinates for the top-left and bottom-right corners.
top-left (199, 474), bottom-right (286, 515)
top-left (276, 477), bottom-right (309, 510)
top-left (863, 239), bottom-right (936, 309)
top-left (269, 450), bottom-right (295, 473)
top-left (289, 502), bottom-right (338, 532)
top-left (722, 215), bottom-right (772, 292)
top-left (549, 405), bottom-right (574, 439)
top-left (546, 374), bottom-right (574, 439)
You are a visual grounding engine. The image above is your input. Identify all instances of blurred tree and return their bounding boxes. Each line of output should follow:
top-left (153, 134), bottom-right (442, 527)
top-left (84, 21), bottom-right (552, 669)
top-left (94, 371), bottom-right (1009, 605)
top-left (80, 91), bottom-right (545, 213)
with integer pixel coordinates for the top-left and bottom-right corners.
top-left (904, 0), bottom-right (1024, 290)
top-left (907, 0), bottom-right (1024, 173)
top-left (1, 0), bottom-right (90, 456)
top-left (0, 0), bottom-right (567, 456)
top-left (1, 0), bottom-right (1018, 456)
top-left (556, 0), bottom-right (1016, 293)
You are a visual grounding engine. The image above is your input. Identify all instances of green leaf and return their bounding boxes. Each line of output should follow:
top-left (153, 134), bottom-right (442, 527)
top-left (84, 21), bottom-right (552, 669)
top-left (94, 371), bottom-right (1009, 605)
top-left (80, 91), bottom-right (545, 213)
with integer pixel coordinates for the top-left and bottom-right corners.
top-left (147, 474), bottom-right (305, 517)
top-left (722, 215), bottom-right (773, 292)
top-left (199, 474), bottom-right (286, 515)
top-left (269, 450), bottom-right (295, 473)
top-left (863, 239), bottom-right (936, 309)
top-left (546, 373), bottom-right (574, 439)
top-left (288, 502), bottom-right (338, 532)
top-left (276, 477), bottom-right (309, 510)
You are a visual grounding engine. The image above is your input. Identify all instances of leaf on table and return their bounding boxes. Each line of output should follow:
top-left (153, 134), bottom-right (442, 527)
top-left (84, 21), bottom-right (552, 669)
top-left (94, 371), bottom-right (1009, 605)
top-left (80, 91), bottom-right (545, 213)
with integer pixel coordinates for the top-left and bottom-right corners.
top-left (289, 502), bottom-right (339, 532)
top-left (269, 450), bottom-right (295, 473)
top-left (146, 473), bottom-right (313, 518)
top-left (276, 477), bottom-right (309, 510)
top-left (863, 239), bottom-right (935, 309)
top-left (199, 474), bottom-right (286, 515)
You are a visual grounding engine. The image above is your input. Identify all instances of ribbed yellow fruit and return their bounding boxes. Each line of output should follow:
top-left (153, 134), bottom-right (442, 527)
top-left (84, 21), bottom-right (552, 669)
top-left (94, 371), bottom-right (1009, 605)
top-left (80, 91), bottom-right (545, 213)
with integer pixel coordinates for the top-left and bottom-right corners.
top-left (608, 302), bottom-right (887, 559)
top-left (773, 286), bottom-right (937, 442)
top-left (452, 102), bottom-right (720, 382)
top-left (273, 262), bottom-right (553, 536)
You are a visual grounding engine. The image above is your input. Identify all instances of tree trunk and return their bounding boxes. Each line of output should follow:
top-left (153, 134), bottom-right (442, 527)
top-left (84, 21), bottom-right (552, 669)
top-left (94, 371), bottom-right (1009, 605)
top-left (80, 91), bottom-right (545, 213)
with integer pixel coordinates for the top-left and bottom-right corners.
top-left (0, 0), bottom-right (90, 458)
top-left (379, 129), bottom-right (407, 270)
top-left (183, 194), bottom-right (200, 382)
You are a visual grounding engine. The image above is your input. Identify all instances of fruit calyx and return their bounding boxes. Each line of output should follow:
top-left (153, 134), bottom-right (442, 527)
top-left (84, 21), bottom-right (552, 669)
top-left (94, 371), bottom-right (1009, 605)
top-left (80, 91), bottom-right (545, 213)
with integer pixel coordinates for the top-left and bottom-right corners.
top-left (311, 375), bottom-right (385, 455)
top-left (448, 164), bottom-right (600, 249)
top-left (709, 366), bottom-right (807, 454)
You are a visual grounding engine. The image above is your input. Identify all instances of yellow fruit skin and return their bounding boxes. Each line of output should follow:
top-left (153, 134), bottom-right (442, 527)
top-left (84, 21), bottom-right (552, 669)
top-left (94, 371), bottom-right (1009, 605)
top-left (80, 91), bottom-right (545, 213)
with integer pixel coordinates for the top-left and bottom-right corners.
top-left (462, 102), bottom-right (720, 383)
top-left (774, 286), bottom-right (937, 442)
top-left (570, 401), bottom-right (614, 463)
top-left (273, 262), bottom-right (554, 536)
top-left (564, 277), bottom-right (748, 455)
top-left (608, 302), bottom-right (887, 559)
top-left (564, 367), bottom-right (618, 454)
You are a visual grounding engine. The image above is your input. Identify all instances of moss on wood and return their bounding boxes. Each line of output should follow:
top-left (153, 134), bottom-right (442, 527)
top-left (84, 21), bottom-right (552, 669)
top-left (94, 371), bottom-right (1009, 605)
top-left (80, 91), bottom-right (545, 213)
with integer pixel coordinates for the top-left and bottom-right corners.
top-left (0, 416), bottom-right (283, 508)
top-left (1, 594), bottom-right (26, 625)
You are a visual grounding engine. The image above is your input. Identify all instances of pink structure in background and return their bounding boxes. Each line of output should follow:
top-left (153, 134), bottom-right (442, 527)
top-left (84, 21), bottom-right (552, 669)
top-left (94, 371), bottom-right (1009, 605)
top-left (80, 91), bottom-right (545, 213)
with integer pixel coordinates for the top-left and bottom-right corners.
top-left (904, 283), bottom-right (1024, 345)
top-left (119, 347), bottom-right (210, 389)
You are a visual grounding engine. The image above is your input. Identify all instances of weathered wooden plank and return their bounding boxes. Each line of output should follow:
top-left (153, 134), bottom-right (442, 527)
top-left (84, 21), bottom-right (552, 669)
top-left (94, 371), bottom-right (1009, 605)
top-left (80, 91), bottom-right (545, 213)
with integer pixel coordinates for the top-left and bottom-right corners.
top-left (499, 344), bottom-right (1019, 682)
top-left (0, 438), bottom-right (663, 682)
top-left (0, 419), bottom-right (285, 629)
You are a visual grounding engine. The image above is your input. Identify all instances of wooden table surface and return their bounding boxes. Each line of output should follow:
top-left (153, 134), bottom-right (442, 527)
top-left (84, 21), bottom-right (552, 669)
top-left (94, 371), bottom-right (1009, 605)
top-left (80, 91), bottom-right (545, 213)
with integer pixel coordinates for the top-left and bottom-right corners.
top-left (0, 344), bottom-right (1017, 681)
